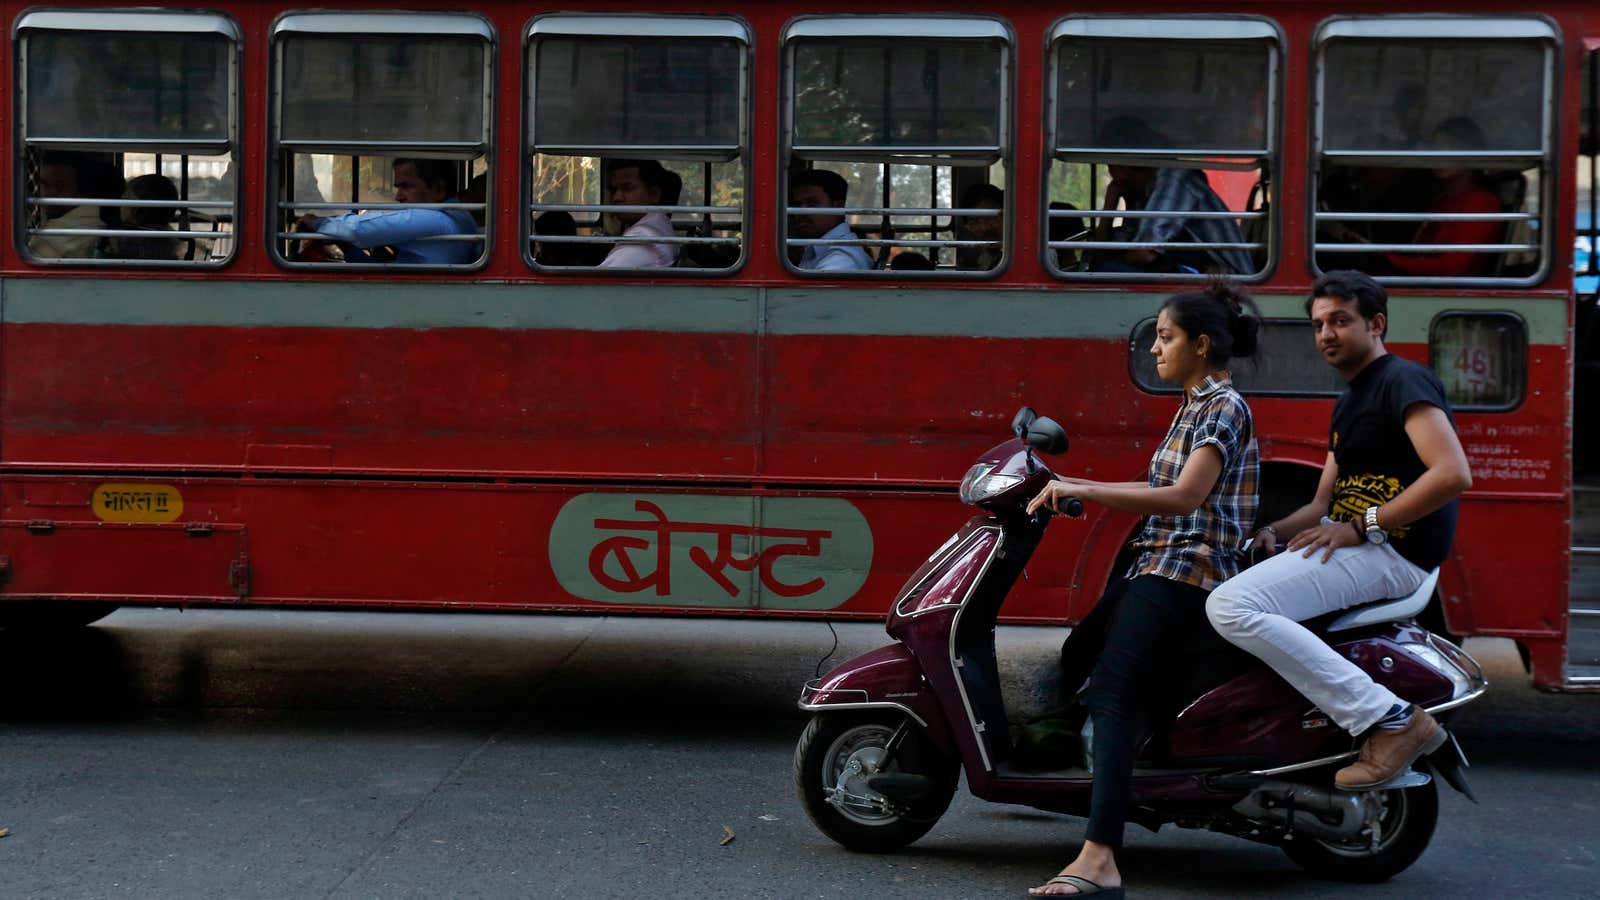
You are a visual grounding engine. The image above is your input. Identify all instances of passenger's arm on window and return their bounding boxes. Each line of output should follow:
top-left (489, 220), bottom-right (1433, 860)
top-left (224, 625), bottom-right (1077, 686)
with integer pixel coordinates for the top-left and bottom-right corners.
top-left (813, 248), bottom-right (864, 271)
top-left (597, 241), bottom-right (662, 269)
top-left (314, 208), bottom-right (459, 250)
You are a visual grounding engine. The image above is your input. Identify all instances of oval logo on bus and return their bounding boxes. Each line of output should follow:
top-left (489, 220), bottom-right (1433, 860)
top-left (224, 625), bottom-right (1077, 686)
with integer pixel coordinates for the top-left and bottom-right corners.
top-left (91, 484), bottom-right (184, 524)
top-left (549, 494), bottom-right (872, 610)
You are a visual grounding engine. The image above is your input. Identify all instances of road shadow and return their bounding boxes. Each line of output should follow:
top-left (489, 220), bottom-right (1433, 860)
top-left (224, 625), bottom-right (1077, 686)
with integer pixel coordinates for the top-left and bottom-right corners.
top-left (0, 609), bottom-right (823, 742)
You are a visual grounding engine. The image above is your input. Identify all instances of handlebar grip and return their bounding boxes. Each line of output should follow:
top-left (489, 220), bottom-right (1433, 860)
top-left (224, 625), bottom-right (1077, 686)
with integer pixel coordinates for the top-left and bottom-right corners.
top-left (1064, 497), bottom-right (1084, 518)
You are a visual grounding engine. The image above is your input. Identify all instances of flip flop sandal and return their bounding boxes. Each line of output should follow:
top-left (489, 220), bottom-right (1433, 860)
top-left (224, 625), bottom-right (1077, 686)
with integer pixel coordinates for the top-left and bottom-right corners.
top-left (1026, 874), bottom-right (1126, 897)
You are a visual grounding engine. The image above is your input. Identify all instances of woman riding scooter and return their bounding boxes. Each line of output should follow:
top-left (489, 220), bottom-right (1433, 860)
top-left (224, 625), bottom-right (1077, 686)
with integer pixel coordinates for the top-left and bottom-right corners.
top-left (1024, 282), bottom-right (1261, 898)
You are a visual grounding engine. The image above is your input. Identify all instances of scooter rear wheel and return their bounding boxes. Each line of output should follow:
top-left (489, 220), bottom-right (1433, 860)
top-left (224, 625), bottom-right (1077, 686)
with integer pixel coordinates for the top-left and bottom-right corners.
top-left (794, 712), bottom-right (958, 853)
top-left (1281, 778), bottom-right (1439, 882)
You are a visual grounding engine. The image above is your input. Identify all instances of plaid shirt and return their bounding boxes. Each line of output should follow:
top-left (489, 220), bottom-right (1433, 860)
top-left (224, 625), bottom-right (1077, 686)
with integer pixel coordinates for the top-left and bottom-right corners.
top-left (1135, 168), bottom-right (1255, 276)
top-left (1129, 373), bottom-right (1259, 590)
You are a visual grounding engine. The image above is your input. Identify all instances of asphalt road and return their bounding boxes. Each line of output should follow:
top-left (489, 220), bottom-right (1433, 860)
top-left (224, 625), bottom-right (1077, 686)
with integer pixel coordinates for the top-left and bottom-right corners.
top-left (1, 608), bottom-right (1595, 899)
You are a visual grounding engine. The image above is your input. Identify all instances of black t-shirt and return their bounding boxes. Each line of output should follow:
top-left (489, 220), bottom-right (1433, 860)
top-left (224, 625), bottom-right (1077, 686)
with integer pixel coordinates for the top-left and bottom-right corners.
top-left (1328, 354), bottom-right (1458, 570)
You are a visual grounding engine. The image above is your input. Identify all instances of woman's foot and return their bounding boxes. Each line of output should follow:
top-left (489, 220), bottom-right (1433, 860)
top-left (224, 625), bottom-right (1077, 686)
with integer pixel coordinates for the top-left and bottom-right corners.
top-left (1027, 842), bottom-right (1122, 896)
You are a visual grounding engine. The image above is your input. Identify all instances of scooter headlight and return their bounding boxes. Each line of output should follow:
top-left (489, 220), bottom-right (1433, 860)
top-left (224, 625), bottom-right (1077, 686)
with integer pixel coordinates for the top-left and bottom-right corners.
top-left (959, 463), bottom-right (1022, 505)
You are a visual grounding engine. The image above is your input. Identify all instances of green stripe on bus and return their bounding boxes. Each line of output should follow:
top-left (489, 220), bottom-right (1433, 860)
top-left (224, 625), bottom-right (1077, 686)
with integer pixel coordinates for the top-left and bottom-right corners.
top-left (0, 278), bottom-right (1565, 345)
top-left (0, 278), bottom-right (758, 333)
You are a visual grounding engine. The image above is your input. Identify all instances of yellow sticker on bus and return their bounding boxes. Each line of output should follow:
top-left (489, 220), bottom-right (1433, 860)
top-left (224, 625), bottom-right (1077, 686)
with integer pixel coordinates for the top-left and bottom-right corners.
top-left (91, 484), bottom-right (183, 524)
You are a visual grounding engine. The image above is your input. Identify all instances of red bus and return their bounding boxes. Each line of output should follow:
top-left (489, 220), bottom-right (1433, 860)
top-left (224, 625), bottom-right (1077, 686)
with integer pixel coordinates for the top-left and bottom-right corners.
top-left (0, 1), bottom-right (1594, 690)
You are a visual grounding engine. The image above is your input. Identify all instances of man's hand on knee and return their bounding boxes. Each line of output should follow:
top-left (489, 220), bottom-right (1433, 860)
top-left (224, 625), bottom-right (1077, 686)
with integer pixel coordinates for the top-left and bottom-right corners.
top-left (1286, 519), bottom-right (1363, 563)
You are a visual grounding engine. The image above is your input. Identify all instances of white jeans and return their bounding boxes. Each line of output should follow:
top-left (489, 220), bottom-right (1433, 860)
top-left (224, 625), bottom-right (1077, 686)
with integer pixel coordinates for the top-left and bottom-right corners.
top-left (1206, 542), bottom-right (1429, 736)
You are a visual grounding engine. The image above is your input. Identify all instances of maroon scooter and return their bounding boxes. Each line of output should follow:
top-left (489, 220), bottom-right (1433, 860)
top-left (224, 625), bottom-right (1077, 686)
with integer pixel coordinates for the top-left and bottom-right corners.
top-left (796, 408), bottom-right (1485, 882)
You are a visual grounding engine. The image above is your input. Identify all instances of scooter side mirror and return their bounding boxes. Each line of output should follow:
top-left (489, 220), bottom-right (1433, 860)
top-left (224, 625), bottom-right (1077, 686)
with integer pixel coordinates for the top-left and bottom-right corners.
top-left (1025, 416), bottom-right (1069, 455)
top-left (1011, 406), bottom-right (1038, 440)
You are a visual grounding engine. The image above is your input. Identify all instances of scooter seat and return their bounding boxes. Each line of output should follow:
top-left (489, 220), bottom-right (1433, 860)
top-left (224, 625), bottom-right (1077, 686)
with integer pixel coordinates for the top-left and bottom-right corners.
top-left (1324, 568), bottom-right (1440, 633)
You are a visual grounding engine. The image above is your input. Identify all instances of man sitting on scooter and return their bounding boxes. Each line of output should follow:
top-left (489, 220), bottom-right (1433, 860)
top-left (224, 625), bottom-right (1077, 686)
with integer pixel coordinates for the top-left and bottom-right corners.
top-left (1205, 269), bottom-right (1472, 790)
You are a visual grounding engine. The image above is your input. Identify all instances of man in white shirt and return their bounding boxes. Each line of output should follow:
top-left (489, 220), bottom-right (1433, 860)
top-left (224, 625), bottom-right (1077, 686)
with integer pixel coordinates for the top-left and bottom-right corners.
top-left (28, 152), bottom-right (123, 260)
top-left (789, 169), bottom-right (872, 271)
top-left (597, 160), bottom-right (680, 269)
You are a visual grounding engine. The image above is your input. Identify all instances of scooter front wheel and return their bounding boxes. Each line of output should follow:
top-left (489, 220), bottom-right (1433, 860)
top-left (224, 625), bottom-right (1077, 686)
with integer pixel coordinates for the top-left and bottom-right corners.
top-left (794, 712), bottom-right (958, 853)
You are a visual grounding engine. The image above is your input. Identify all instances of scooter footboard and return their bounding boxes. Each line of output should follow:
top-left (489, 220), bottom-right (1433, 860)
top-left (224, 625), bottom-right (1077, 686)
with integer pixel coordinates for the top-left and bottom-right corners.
top-left (799, 643), bottom-right (952, 748)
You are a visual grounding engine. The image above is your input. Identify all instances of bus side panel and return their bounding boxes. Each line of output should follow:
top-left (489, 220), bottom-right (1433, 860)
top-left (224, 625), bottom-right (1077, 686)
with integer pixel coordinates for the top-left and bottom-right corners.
top-left (0, 321), bottom-right (758, 478)
top-left (0, 475), bottom-right (1077, 619)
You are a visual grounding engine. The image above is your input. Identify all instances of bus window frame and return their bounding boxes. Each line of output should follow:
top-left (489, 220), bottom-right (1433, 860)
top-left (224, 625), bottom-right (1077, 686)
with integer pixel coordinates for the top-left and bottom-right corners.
top-left (1042, 14), bottom-right (1283, 284)
top-left (522, 13), bottom-right (753, 277)
top-left (1308, 15), bottom-right (1560, 289)
top-left (12, 9), bottom-right (243, 270)
top-left (266, 10), bottom-right (496, 274)
top-left (1427, 309), bottom-right (1529, 413)
top-left (778, 14), bottom-right (1015, 280)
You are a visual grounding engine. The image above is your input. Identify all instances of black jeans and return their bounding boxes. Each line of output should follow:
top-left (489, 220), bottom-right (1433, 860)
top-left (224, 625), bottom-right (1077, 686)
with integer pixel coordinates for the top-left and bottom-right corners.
top-left (1058, 574), bottom-right (1211, 849)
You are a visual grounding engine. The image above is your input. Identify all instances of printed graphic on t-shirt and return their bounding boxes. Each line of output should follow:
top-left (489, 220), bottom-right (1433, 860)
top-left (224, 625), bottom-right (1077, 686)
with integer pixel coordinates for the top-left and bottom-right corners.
top-left (1330, 472), bottom-right (1408, 538)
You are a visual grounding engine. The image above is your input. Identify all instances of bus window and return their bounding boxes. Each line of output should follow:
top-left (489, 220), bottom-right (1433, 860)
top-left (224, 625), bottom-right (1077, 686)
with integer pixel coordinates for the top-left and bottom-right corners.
top-left (271, 13), bottom-right (492, 270)
top-left (1046, 18), bottom-right (1278, 281)
top-left (1312, 17), bottom-right (1555, 284)
top-left (526, 15), bottom-right (748, 273)
top-left (783, 17), bottom-right (1010, 276)
top-left (15, 11), bottom-right (239, 266)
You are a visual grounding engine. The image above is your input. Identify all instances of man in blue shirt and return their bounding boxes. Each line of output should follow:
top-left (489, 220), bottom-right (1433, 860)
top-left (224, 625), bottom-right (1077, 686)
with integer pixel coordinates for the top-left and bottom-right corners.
top-left (788, 169), bottom-right (872, 271)
top-left (296, 158), bottom-right (479, 265)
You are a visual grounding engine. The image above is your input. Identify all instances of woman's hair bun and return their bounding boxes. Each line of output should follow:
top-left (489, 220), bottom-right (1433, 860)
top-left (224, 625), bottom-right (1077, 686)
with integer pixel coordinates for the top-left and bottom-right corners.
top-left (1161, 279), bottom-right (1261, 366)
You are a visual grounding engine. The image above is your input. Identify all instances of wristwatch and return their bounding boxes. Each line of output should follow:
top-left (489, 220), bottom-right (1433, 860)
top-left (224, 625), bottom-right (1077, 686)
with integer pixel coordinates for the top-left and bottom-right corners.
top-left (1363, 506), bottom-right (1388, 545)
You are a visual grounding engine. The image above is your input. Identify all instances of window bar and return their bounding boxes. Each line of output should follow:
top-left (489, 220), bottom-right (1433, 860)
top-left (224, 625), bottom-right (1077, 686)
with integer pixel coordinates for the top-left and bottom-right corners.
top-left (179, 155), bottom-right (192, 243)
top-left (879, 161), bottom-right (891, 264)
top-left (281, 155), bottom-right (294, 257)
top-left (1590, 52), bottom-right (1599, 278)
top-left (1090, 163), bottom-right (1100, 224)
top-left (621, 44), bottom-right (633, 152)
top-left (880, 43), bottom-right (894, 264)
top-left (702, 161), bottom-right (713, 233)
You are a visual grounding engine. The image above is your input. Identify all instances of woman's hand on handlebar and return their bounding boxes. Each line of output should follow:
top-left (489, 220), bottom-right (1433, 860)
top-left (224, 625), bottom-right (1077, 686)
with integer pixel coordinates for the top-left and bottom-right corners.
top-left (1027, 479), bottom-right (1088, 516)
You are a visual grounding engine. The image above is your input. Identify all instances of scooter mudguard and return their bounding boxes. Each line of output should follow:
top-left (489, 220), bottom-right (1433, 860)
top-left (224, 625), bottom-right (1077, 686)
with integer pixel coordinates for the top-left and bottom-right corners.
top-left (799, 643), bottom-right (953, 748)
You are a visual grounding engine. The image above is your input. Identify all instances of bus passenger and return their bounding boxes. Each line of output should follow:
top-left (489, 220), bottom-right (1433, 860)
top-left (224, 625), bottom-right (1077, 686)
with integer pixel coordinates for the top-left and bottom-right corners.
top-left (116, 174), bottom-right (182, 261)
top-left (1381, 118), bottom-right (1502, 278)
top-left (533, 211), bottom-right (593, 267)
top-left (1090, 118), bottom-right (1253, 276)
top-left (1207, 270), bottom-right (1470, 792)
top-left (295, 158), bottom-right (477, 265)
top-left (888, 251), bottom-right (935, 271)
top-left (954, 183), bottom-right (1003, 271)
top-left (29, 151), bottom-right (124, 260)
top-left (1048, 201), bottom-right (1088, 271)
top-left (789, 169), bottom-right (872, 271)
top-left (1026, 282), bottom-right (1261, 897)
top-left (596, 160), bottom-right (680, 269)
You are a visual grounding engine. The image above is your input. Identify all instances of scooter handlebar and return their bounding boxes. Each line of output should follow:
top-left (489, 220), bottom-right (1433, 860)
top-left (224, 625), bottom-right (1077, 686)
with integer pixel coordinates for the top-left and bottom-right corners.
top-left (1062, 497), bottom-right (1083, 518)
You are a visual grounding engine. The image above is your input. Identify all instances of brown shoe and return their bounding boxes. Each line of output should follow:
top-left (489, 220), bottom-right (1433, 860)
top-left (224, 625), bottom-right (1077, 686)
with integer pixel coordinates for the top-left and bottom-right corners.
top-left (1335, 707), bottom-right (1447, 790)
